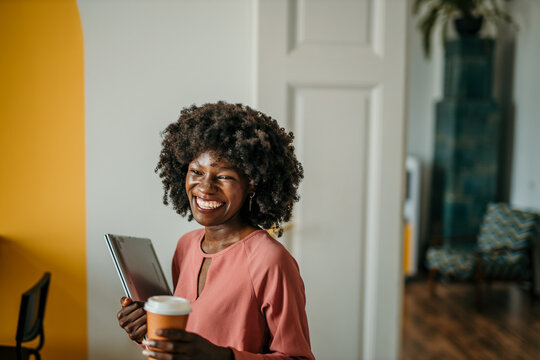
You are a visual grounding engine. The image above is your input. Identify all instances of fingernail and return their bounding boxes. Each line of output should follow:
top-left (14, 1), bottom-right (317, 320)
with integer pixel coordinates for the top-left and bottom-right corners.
top-left (142, 339), bottom-right (154, 346)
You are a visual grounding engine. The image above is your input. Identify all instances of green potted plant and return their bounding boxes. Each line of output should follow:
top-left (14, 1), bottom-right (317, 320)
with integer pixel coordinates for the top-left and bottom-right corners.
top-left (413, 0), bottom-right (516, 58)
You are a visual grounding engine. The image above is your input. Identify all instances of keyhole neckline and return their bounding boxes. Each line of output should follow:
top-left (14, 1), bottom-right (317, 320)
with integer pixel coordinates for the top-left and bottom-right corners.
top-left (197, 229), bottom-right (267, 257)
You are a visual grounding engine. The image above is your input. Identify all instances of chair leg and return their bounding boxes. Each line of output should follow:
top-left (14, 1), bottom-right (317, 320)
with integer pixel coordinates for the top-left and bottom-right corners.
top-left (475, 280), bottom-right (483, 311)
top-left (529, 280), bottom-right (537, 300)
top-left (528, 246), bottom-right (536, 299)
top-left (428, 269), bottom-right (437, 297)
top-left (475, 269), bottom-right (483, 311)
top-left (474, 250), bottom-right (485, 311)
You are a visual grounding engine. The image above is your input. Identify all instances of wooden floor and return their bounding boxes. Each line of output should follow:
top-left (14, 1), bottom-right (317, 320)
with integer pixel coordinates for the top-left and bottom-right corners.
top-left (401, 278), bottom-right (540, 360)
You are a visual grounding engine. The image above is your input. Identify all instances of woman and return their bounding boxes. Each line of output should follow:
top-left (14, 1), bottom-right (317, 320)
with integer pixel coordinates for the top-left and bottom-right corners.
top-left (117, 102), bottom-right (314, 360)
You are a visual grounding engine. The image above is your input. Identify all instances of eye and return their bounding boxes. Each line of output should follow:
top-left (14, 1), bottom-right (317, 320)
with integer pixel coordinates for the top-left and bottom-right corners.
top-left (190, 169), bottom-right (203, 176)
top-left (217, 175), bottom-right (235, 180)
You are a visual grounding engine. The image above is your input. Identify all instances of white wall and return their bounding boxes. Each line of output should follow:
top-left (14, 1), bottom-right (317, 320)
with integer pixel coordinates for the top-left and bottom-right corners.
top-left (509, 1), bottom-right (540, 210)
top-left (78, 1), bottom-right (254, 359)
top-left (507, 0), bottom-right (540, 293)
top-left (405, 0), bottom-right (444, 252)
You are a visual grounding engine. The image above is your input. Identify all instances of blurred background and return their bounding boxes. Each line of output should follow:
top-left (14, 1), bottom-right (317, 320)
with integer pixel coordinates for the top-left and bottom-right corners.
top-left (1, 0), bottom-right (538, 359)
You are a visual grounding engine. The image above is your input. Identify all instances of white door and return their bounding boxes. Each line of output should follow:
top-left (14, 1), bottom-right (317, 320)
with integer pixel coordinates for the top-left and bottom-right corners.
top-left (256, 1), bottom-right (407, 359)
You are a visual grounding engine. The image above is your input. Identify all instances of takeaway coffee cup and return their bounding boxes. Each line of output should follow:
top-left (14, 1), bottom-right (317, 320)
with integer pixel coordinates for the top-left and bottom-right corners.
top-left (144, 295), bottom-right (192, 359)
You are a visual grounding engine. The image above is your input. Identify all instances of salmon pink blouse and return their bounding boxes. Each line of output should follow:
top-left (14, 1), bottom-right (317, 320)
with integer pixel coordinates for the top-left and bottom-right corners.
top-left (172, 229), bottom-right (314, 360)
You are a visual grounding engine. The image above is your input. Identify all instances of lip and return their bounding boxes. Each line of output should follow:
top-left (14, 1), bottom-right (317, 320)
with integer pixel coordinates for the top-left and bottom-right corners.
top-left (193, 196), bottom-right (225, 213)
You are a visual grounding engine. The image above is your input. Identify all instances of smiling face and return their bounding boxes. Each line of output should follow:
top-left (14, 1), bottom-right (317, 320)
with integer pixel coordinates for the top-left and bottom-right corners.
top-left (185, 151), bottom-right (253, 229)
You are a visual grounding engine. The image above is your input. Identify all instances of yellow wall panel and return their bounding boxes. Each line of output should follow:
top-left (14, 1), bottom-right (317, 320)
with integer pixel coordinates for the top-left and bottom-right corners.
top-left (0, 0), bottom-right (87, 358)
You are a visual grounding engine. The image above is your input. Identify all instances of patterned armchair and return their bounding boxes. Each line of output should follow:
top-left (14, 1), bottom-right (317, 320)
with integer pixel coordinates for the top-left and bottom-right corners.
top-left (426, 202), bottom-right (539, 310)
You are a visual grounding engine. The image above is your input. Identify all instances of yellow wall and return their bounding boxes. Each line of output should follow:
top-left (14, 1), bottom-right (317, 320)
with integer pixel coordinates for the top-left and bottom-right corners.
top-left (0, 1), bottom-right (87, 358)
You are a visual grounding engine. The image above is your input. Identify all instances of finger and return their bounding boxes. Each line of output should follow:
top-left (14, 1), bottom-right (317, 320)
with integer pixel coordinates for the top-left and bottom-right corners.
top-left (118, 302), bottom-right (144, 320)
top-left (125, 313), bottom-right (147, 334)
top-left (143, 338), bottom-right (190, 354)
top-left (132, 324), bottom-right (147, 342)
top-left (131, 312), bottom-right (148, 327)
top-left (119, 308), bottom-right (146, 329)
top-left (126, 306), bottom-right (146, 320)
top-left (154, 329), bottom-right (195, 342)
top-left (121, 297), bottom-right (132, 307)
top-left (142, 349), bottom-right (175, 360)
top-left (118, 302), bottom-right (138, 317)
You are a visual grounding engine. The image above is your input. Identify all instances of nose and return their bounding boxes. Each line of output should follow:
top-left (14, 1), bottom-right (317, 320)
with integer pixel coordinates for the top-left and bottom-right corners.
top-left (198, 175), bottom-right (217, 194)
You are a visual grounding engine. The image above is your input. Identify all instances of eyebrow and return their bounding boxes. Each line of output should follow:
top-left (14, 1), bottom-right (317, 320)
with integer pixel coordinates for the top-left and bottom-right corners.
top-left (192, 161), bottom-right (234, 171)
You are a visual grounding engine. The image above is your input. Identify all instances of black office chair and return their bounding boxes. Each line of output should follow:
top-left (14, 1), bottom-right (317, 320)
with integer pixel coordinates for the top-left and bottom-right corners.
top-left (0, 272), bottom-right (51, 360)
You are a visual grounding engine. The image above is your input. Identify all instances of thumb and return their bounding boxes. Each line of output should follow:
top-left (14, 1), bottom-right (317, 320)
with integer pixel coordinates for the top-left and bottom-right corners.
top-left (121, 297), bottom-right (132, 307)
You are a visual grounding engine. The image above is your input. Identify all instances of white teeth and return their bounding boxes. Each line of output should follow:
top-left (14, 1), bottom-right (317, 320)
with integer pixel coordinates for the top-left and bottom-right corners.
top-left (196, 198), bottom-right (224, 210)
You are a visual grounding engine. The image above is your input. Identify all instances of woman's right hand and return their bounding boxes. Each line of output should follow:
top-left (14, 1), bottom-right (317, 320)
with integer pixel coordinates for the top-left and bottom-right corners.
top-left (117, 297), bottom-right (147, 343)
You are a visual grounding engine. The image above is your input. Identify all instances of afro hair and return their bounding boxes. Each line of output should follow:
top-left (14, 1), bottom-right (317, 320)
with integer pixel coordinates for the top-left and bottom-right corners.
top-left (155, 101), bottom-right (303, 236)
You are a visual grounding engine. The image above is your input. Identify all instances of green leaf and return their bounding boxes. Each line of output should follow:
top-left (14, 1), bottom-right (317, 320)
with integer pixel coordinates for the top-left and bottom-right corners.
top-left (419, 5), bottom-right (440, 58)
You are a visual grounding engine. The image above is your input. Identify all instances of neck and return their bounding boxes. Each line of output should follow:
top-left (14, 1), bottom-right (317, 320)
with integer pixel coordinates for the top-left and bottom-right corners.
top-left (202, 217), bottom-right (258, 253)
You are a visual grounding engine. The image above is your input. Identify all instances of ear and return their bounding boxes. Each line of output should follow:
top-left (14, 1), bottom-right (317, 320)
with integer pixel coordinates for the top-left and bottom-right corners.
top-left (247, 182), bottom-right (255, 194)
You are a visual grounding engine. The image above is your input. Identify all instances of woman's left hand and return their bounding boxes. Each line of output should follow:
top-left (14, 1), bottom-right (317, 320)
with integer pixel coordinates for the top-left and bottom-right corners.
top-left (142, 329), bottom-right (233, 360)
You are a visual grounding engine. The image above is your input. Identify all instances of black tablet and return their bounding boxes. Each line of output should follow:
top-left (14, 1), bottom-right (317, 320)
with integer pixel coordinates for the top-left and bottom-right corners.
top-left (105, 234), bottom-right (172, 302)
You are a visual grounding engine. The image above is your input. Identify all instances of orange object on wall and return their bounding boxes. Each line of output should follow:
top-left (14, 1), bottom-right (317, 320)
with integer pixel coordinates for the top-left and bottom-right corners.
top-left (403, 156), bottom-right (421, 277)
top-left (0, 1), bottom-right (87, 358)
top-left (403, 222), bottom-right (411, 273)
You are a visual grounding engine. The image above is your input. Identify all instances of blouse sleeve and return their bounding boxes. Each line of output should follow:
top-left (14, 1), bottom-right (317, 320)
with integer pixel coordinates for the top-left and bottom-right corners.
top-left (171, 246), bottom-right (180, 292)
top-left (171, 234), bottom-right (187, 293)
top-left (231, 248), bottom-right (315, 360)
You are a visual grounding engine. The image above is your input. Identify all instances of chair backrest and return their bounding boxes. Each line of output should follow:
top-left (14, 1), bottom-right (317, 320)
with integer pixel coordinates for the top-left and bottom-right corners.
top-left (16, 272), bottom-right (51, 346)
top-left (478, 203), bottom-right (539, 251)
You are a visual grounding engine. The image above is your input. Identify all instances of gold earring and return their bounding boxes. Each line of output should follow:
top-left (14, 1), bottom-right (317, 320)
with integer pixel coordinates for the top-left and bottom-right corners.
top-left (249, 193), bottom-right (255, 212)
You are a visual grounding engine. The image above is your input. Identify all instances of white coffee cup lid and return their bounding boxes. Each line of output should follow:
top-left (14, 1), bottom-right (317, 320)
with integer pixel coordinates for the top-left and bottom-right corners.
top-left (144, 295), bottom-right (192, 315)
